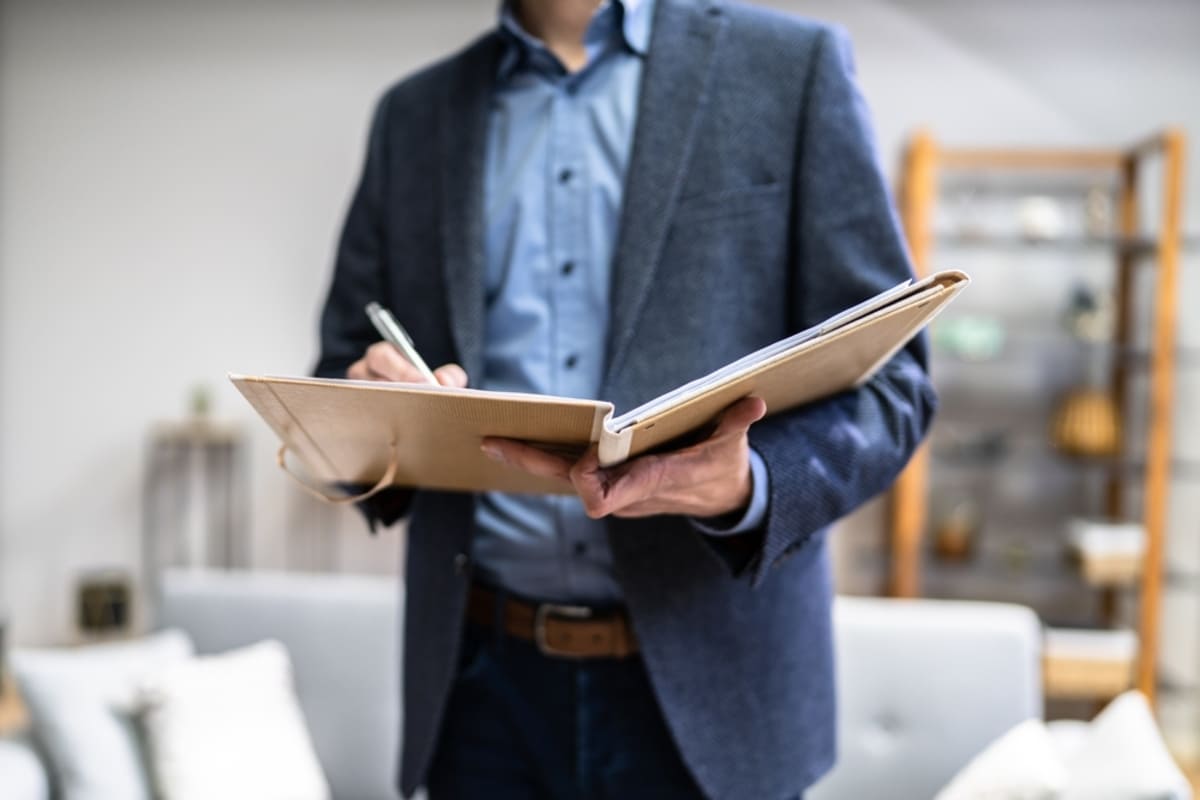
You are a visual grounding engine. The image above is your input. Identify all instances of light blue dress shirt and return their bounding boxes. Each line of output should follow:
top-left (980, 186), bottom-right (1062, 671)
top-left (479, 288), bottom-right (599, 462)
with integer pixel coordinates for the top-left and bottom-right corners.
top-left (473, 0), bottom-right (768, 603)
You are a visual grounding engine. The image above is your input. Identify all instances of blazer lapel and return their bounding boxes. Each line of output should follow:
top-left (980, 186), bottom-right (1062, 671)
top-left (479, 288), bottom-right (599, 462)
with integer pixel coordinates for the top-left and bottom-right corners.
top-left (439, 35), bottom-right (501, 382)
top-left (603, 0), bottom-right (728, 389)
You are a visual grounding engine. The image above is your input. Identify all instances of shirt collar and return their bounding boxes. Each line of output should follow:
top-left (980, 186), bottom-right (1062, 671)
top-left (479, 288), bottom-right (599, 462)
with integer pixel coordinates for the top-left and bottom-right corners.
top-left (496, 0), bottom-right (653, 81)
top-left (619, 0), bottom-right (653, 56)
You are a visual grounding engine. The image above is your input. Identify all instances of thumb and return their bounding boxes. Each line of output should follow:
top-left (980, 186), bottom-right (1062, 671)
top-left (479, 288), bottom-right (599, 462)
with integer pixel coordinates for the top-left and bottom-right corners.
top-left (434, 364), bottom-right (469, 388)
top-left (712, 396), bottom-right (767, 438)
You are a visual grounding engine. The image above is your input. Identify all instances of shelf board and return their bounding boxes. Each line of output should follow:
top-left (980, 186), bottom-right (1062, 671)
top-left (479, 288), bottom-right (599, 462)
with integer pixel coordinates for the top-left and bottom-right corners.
top-left (1044, 663), bottom-right (1134, 700)
top-left (1066, 455), bottom-right (1200, 481)
top-left (1166, 571), bottom-right (1200, 590)
top-left (917, 518), bottom-right (1155, 629)
top-left (937, 148), bottom-right (1126, 171)
top-left (927, 430), bottom-right (1200, 482)
top-left (1157, 673), bottom-right (1200, 697)
top-left (931, 340), bottom-right (1200, 371)
top-left (925, 539), bottom-right (1135, 591)
top-left (932, 233), bottom-right (1200, 254)
top-left (921, 567), bottom-right (1107, 627)
top-left (150, 418), bottom-right (244, 446)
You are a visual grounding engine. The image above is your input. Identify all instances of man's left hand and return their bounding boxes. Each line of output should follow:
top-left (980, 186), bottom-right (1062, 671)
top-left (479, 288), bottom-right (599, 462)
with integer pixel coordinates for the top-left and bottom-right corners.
top-left (480, 396), bottom-right (768, 519)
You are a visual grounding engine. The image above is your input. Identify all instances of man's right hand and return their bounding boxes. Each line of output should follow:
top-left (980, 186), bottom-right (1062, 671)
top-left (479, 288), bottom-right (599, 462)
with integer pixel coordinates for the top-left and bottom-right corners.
top-left (347, 342), bottom-right (469, 388)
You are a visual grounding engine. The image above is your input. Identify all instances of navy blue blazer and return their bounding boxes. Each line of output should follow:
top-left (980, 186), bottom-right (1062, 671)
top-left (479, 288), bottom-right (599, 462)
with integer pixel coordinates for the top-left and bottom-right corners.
top-left (315, 1), bottom-right (935, 796)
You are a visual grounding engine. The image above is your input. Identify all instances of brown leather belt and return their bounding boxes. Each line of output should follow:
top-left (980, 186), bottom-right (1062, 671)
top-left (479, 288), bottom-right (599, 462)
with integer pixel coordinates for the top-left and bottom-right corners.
top-left (467, 583), bottom-right (638, 660)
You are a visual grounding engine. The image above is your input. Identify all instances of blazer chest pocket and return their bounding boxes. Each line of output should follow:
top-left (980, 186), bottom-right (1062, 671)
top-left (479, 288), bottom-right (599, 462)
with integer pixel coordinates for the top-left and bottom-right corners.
top-left (672, 182), bottom-right (785, 226)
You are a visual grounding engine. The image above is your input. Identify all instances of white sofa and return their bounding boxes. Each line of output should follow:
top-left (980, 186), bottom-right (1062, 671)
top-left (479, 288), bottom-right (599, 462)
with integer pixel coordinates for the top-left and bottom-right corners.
top-left (812, 597), bottom-right (1041, 798)
top-left (0, 570), bottom-right (1041, 800)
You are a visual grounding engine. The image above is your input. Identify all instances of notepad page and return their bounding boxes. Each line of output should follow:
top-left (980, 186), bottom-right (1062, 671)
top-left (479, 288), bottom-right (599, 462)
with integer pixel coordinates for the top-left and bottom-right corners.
top-left (609, 276), bottom-right (933, 430)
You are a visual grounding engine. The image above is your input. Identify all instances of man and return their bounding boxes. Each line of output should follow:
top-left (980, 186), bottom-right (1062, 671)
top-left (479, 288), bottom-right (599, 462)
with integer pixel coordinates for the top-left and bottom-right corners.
top-left (314, 0), bottom-right (934, 797)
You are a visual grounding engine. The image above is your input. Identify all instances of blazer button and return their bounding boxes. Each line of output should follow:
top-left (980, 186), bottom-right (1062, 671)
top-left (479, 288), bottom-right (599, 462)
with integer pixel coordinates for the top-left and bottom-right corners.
top-left (453, 553), bottom-right (470, 575)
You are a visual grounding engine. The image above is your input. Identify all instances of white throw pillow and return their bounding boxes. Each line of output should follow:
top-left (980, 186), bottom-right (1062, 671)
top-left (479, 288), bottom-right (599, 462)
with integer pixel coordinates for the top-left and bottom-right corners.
top-left (11, 629), bottom-right (195, 800)
top-left (138, 639), bottom-right (331, 800)
top-left (1053, 691), bottom-right (1192, 800)
top-left (934, 718), bottom-right (1069, 800)
top-left (938, 691), bottom-right (1193, 800)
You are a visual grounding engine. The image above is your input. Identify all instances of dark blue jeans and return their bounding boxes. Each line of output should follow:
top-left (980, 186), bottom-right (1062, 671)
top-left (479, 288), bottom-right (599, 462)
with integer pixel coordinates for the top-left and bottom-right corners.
top-left (426, 620), bottom-right (705, 800)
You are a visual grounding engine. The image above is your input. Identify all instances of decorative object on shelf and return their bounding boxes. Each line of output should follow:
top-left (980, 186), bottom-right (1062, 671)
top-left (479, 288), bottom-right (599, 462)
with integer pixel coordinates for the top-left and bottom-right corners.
top-left (142, 389), bottom-right (248, 609)
top-left (949, 186), bottom-right (986, 240)
top-left (1061, 283), bottom-right (1115, 343)
top-left (932, 315), bottom-right (1006, 362)
top-left (1067, 518), bottom-right (1146, 587)
top-left (1050, 387), bottom-right (1121, 458)
top-left (1054, 281), bottom-right (1121, 457)
top-left (1000, 541), bottom-right (1034, 576)
top-left (933, 499), bottom-right (981, 562)
top-left (1084, 185), bottom-right (1114, 238)
top-left (77, 570), bottom-right (133, 635)
top-left (1053, 280), bottom-right (1121, 458)
top-left (1017, 195), bottom-right (1067, 241)
top-left (935, 426), bottom-right (1011, 465)
top-left (189, 382), bottom-right (213, 418)
top-left (1043, 627), bottom-right (1137, 700)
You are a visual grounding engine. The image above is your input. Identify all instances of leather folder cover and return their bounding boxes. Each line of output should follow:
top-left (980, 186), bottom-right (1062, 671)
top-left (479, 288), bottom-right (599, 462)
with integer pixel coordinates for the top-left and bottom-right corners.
top-left (232, 269), bottom-right (968, 498)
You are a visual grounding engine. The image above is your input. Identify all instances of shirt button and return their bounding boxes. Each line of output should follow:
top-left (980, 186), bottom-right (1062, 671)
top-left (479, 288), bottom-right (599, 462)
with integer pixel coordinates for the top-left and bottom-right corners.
top-left (561, 261), bottom-right (575, 276)
top-left (564, 354), bottom-right (578, 369)
top-left (573, 542), bottom-right (588, 557)
top-left (558, 168), bottom-right (573, 184)
top-left (453, 553), bottom-right (469, 575)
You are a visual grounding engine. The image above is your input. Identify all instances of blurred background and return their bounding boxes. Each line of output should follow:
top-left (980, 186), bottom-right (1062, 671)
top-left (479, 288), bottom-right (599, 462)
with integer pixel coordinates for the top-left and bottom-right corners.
top-left (1, 0), bottom-right (1198, 797)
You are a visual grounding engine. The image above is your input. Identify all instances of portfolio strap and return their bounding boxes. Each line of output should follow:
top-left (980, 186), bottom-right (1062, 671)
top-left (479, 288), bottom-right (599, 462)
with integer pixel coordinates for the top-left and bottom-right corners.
top-left (276, 440), bottom-right (399, 505)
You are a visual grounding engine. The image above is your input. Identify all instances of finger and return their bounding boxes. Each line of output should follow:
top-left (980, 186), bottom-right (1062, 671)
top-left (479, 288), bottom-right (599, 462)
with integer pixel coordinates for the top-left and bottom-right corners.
top-left (363, 342), bottom-right (424, 382)
top-left (480, 438), bottom-right (574, 483)
top-left (710, 396), bottom-right (768, 439)
top-left (574, 455), bottom-right (666, 519)
top-left (611, 500), bottom-right (673, 518)
top-left (346, 358), bottom-right (369, 380)
top-left (567, 446), bottom-right (619, 517)
top-left (434, 363), bottom-right (469, 388)
top-left (567, 444), bottom-right (603, 485)
top-left (348, 356), bottom-right (402, 383)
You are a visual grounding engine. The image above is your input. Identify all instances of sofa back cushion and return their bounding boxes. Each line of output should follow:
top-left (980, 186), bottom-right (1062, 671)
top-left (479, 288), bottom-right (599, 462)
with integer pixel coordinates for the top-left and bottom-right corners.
top-left (810, 597), bottom-right (1043, 799)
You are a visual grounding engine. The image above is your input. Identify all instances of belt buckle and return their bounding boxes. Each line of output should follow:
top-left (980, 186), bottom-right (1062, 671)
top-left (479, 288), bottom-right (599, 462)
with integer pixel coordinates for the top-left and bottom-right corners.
top-left (534, 602), bottom-right (593, 658)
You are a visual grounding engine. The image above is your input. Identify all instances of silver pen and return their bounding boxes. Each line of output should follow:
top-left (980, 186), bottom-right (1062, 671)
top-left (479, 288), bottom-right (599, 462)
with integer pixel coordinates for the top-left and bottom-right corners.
top-left (364, 302), bottom-right (439, 384)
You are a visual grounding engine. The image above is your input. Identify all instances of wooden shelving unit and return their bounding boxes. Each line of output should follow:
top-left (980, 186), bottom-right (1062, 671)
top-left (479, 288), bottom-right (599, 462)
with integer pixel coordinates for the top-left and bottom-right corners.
top-left (887, 129), bottom-right (1187, 705)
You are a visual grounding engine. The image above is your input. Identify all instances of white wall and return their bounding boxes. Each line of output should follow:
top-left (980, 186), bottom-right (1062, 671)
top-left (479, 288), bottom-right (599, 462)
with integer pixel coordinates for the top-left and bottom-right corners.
top-left (0, 0), bottom-right (497, 645)
top-left (2, 0), bottom-right (1198, 739)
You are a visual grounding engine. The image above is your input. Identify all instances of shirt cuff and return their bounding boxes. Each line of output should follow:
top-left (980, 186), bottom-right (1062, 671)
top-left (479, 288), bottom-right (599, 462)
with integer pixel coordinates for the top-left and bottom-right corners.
top-left (692, 448), bottom-right (769, 537)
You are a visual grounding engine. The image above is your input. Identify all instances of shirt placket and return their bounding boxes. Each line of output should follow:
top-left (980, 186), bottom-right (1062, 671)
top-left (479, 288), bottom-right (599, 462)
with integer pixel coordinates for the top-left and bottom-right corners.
top-left (549, 80), bottom-right (600, 595)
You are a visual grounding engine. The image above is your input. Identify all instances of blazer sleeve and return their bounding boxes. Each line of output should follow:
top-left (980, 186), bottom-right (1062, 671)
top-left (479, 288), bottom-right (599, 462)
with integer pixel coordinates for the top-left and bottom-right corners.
top-left (742, 26), bottom-right (936, 586)
top-left (312, 91), bottom-right (414, 530)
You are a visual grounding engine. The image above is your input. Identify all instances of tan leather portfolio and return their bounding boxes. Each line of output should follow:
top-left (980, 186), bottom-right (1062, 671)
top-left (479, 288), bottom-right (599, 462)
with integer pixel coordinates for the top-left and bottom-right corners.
top-left (232, 269), bottom-right (967, 499)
